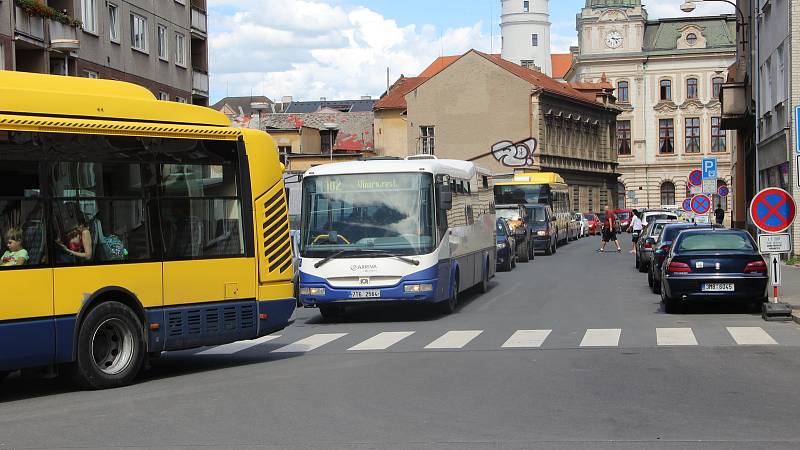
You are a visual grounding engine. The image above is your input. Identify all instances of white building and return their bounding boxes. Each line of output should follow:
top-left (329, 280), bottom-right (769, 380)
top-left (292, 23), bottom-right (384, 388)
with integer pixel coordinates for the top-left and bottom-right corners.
top-left (500, 0), bottom-right (552, 76)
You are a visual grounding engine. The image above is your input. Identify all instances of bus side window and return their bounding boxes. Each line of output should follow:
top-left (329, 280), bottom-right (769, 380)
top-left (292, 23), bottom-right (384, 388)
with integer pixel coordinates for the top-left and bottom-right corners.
top-left (0, 159), bottom-right (45, 268)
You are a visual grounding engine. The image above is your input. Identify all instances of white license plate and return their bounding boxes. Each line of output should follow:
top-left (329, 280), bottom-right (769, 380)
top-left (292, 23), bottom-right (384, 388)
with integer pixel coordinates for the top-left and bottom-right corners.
top-left (702, 283), bottom-right (734, 292)
top-left (350, 290), bottom-right (381, 299)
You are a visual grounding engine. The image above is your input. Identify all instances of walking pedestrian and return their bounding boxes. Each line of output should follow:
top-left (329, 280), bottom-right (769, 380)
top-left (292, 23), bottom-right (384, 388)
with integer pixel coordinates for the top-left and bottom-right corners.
top-left (597, 206), bottom-right (622, 253)
top-left (714, 204), bottom-right (725, 225)
top-left (628, 209), bottom-right (643, 254)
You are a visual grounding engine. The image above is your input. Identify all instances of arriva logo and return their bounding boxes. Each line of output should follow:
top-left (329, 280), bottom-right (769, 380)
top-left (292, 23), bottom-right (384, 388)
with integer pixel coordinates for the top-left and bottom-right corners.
top-left (350, 264), bottom-right (378, 271)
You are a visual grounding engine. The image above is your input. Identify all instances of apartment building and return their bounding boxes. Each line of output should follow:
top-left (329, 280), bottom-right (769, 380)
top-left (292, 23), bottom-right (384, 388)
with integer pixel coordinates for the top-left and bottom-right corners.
top-left (0, 0), bottom-right (208, 105)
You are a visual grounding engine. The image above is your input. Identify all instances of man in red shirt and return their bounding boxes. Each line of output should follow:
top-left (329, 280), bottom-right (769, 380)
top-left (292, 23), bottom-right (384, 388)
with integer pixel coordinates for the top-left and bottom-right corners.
top-left (597, 205), bottom-right (622, 253)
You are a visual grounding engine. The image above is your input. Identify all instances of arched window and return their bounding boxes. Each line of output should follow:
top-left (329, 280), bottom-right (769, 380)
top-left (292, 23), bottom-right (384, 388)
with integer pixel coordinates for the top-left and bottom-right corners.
top-left (713, 180), bottom-right (728, 211)
top-left (617, 81), bottom-right (629, 103)
top-left (660, 79), bottom-right (672, 101)
top-left (686, 78), bottom-right (698, 99)
top-left (660, 181), bottom-right (676, 207)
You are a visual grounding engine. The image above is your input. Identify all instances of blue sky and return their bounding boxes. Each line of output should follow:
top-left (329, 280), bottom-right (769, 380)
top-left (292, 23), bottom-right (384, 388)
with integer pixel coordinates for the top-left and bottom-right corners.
top-left (207, 0), bottom-right (732, 104)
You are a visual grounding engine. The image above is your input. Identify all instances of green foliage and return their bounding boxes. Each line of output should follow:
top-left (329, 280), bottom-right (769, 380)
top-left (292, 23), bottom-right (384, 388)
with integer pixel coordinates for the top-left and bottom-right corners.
top-left (14, 0), bottom-right (83, 28)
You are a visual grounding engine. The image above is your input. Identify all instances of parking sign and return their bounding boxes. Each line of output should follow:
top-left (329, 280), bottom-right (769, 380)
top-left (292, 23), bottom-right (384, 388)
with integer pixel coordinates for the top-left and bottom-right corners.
top-left (702, 157), bottom-right (717, 180)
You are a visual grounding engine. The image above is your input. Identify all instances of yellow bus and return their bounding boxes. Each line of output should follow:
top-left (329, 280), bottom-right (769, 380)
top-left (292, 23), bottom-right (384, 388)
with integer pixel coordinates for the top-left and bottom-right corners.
top-left (0, 71), bottom-right (295, 389)
top-left (493, 172), bottom-right (572, 247)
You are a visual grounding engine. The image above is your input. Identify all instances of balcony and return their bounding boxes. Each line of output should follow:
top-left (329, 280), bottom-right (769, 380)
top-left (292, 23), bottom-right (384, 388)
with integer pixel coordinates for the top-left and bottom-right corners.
top-left (193, 69), bottom-right (209, 97)
top-left (49, 20), bottom-right (80, 51)
top-left (719, 82), bottom-right (752, 131)
top-left (191, 8), bottom-right (207, 38)
top-left (15, 6), bottom-right (45, 44)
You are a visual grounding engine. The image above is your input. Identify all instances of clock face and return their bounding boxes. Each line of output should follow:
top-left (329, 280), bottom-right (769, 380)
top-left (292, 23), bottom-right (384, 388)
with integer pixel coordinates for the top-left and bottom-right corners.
top-left (606, 31), bottom-right (623, 49)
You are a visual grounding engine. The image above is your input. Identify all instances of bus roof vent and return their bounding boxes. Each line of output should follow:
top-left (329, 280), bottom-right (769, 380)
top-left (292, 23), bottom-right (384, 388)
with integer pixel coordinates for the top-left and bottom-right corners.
top-left (405, 154), bottom-right (438, 160)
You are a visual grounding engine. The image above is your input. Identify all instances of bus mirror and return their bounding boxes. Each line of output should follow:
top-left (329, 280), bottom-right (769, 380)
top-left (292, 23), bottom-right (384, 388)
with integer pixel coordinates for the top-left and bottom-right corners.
top-left (438, 184), bottom-right (453, 211)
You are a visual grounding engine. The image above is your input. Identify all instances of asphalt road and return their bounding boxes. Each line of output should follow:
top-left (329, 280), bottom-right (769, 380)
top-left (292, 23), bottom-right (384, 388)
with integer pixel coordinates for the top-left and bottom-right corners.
top-left (2, 236), bottom-right (800, 449)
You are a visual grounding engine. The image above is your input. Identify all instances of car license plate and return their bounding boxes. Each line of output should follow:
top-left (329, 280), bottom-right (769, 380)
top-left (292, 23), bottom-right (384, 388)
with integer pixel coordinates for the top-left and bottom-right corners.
top-left (702, 283), bottom-right (734, 292)
top-left (350, 290), bottom-right (380, 299)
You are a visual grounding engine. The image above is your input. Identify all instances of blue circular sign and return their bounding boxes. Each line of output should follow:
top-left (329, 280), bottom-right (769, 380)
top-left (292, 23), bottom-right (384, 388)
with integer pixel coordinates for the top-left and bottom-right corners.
top-left (750, 188), bottom-right (796, 233)
top-left (718, 185), bottom-right (729, 197)
top-left (691, 194), bottom-right (711, 215)
top-left (689, 170), bottom-right (703, 187)
top-left (682, 198), bottom-right (693, 212)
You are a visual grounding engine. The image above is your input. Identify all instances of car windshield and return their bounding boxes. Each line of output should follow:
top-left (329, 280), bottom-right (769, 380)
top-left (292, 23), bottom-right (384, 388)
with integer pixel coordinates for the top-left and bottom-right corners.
top-left (496, 208), bottom-right (521, 221)
top-left (650, 222), bottom-right (669, 236)
top-left (301, 172), bottom-right (435, 256)
top-left (676, 233), bottom-right (756, 252)
top-left (662, 225), bottom-right (706, 243)
top-left (617, 212), bottom-right (630, 220)
top-left (527, 207), bottom-right (547, 222)
top-left (646, 213), bottom-right (675, 222)
top-left (496, 221), bottom-right (507, 237)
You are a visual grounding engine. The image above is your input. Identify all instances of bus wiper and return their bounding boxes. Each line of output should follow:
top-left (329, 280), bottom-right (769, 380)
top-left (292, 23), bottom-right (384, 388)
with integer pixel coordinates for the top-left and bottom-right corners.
top-left (313, 249), bottom-right (357, 268)
top-left (356, 249), bottom-right (420, 266)
top-left (313, 249), bottom-right (420, 268)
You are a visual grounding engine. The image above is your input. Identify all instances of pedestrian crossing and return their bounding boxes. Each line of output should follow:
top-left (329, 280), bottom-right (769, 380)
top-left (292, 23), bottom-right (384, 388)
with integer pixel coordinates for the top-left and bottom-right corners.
top-left (187, 324), bottom-right (800, 357)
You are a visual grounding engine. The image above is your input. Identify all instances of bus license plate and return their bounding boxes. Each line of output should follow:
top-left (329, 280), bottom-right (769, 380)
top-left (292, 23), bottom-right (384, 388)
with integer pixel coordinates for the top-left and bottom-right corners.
top-left (702, 283), bottom-right (734, 292)
top-left (350, 290), bottom-right (380, 299)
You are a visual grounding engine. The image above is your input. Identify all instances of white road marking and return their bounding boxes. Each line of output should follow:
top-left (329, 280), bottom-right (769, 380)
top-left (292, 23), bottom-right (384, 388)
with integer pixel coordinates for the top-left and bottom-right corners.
top-left (272, 333), bottom-right (348, 353)
top-left (579, 329), bottom-right (621, 347)
top-left (501, 330), bottom-right (552, 348)
top-left (656, 328), bottom-right (698, 346)
top-left (196, 335), bottom-right (282, 355)
top-left (424, 330), bottom-right (483, 349)
top-left (726, 327), bottom-right (778, 345)
top-left (348, 331), bottom-right (415, 351)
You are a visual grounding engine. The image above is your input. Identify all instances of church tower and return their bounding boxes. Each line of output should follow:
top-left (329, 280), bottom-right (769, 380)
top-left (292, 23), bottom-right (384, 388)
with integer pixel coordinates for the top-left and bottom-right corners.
top-left (500, 0), bottom-right (551, 76)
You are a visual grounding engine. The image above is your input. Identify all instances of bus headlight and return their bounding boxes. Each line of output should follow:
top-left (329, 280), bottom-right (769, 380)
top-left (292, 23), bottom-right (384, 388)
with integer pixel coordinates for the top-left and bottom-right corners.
top-left (299, 287), bottom-right (326, 296)
top-left (404, 284), bottom-right (433, 293)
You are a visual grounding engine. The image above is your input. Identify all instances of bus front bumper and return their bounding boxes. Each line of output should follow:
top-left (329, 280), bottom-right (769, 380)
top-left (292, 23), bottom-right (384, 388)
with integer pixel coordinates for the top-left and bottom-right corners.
top-left (299, 280), bottom-right (440, 306)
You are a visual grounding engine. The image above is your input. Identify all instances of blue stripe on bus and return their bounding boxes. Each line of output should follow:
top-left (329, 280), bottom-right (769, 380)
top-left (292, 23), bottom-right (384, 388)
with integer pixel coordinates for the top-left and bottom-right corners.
top-left (0, 318), bottom-right (55, 371)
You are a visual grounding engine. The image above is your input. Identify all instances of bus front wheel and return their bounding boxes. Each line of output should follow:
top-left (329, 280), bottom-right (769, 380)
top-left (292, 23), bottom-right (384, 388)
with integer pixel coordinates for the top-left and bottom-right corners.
top-left (70, 301), bottom-right (145, 390)
top-left (438, 274), bottom-right (459, 314)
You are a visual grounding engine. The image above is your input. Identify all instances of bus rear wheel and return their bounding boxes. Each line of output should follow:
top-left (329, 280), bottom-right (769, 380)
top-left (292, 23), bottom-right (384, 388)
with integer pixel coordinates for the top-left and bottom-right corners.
top-left (70, 301), bottom-right (145, 390)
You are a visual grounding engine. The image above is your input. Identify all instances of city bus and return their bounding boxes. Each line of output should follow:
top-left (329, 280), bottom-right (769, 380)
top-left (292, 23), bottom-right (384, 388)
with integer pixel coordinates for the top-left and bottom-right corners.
top-left (0, 71), bottom-right (295, 389)
top-left (493, 172), bottom-right (571, 245)
top-left (297, 156), bottom-right (495, 317)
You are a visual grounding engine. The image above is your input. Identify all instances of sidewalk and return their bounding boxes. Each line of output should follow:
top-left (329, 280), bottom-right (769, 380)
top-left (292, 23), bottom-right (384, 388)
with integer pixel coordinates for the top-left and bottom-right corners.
top-left (778, 263), bottom-right (800, 324)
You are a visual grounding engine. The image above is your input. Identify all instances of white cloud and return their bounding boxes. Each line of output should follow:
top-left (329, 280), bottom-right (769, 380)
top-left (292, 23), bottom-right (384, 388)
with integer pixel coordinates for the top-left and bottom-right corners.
top-left (208, 0), bottom-right (497, 103)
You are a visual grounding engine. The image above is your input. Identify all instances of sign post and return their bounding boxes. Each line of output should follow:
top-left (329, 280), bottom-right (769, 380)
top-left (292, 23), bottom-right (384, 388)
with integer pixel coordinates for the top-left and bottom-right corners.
top-left (750, 188), bottom-right (797, 321)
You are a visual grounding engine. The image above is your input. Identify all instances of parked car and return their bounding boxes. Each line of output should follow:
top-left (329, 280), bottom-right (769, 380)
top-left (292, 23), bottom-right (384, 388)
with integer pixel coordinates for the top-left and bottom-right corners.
top-left (660, 229), bottom-right (768, 314)
top-left (496, 204), bottom-right (533, 263)
top-left (635, 219), bottom-right (677, 273)
top-left (495, 218), bottom-right (517, 272)
top-left (649, 223), bottom-right (721, 293)
top-left (584, 212), bottom-right (600, 235)
top-left (613, 209), bottom-right (633, 232)
top-left (642, 210), bottom-right (678, 227)
top-left (526, 204), bottom-right (558, 255)
top-left (568, 213), bottom-right (581, 241)
top-left (575, 213), bottom-right (589, 238)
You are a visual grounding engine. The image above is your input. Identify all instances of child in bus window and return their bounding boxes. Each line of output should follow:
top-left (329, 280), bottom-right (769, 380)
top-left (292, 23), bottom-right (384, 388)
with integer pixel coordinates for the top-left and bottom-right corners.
top-left (2, 228), bottom-right (28, 267)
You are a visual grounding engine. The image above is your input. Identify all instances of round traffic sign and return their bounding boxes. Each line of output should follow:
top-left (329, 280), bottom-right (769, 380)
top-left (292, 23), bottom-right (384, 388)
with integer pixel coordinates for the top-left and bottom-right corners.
top-left (682, 198), bottom-right (693, 212)
top-left (718, 185), bottom-right (729, 197)
top-left (750, 188), bottom-right (796, 233)
top-left (691, 194), bottom-right (711, 215)
top-left (688, 170), bottom-right (703, 187)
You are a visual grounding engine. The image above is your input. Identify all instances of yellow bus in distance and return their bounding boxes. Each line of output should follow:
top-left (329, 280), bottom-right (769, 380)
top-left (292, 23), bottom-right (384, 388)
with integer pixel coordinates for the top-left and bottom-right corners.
top-left (0, 71), bottom-right (295, 389)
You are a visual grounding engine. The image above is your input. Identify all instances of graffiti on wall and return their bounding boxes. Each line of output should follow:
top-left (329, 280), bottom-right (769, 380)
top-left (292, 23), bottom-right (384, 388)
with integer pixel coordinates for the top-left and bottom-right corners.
top-left (490, 138), bottom-right (537, 167)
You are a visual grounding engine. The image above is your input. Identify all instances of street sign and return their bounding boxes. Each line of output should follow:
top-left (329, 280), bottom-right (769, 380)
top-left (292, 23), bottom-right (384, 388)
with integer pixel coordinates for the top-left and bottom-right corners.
top-left (718, 185), bottom-right (729, 197)
top-left (682, 198), bottom-right (692, 212)
top-left (770, 254), bottom-right (781, 287)
top-left (689, 185), bottom-right (702, 195)
top-left (749, 188), bottom-right (797, 233)
top-left (688, 170), bottom-right (703, 186)
top-left (702, 157), bottom-right (718, 180)
top-left (702, 179), bottom-right (717, 195)
top-left (759, 233), bottom-right (791, 254)
top-left (694, 214), bottom-right (710, 224)
top-left (690, 194), bottom-right (711, 215)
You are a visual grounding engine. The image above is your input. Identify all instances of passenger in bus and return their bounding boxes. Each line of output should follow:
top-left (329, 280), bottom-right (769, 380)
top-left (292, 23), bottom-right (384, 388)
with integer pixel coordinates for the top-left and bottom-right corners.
top-left (56, 223), bottom-right (93, 263)
top-left (1, 228), bottom-right (28, 267)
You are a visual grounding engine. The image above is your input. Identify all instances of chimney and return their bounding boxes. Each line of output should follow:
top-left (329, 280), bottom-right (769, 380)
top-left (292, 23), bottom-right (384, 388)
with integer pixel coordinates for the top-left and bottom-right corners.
top-left (281, 96), bottom-right (293, 104)
top-left (320, 97), bottom-right (327, 101)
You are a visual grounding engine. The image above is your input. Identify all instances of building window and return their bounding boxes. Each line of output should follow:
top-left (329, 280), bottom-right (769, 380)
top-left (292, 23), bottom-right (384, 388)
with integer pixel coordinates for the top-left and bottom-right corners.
top-left (686, 78), bottom-right (698, 99)
top-left (617, 81), bottom-right (629, 103)
top-left (158, 91), bottom-right (169, 101)
top-left (713, 180), bottom-right (728, 211)
top-left (175, 96), bottom-right (187, 104)
top-left (658, 119), bottom-right (674, 154)
top-left (157, 25), bottom-right (168, 60)
top-left (420, 126), bottom-right (435, 155)
top-left (616, 120), bottom-right (631, 155)
top-left (712, 77), bottom-right (724, 99)
top-left (686, 33), bottom-right (697, 46)
top-left (520, 60), bottom-right (536, 70)
top-left (523, 1), bottom-right (529, 12)
top-left (130, 13), bottom-right (148, 52)
top-left (84, 70), bottom-right (99, 79)
top-left (660, 79), bottom-right (672, 101)
top-left (108, 3), bottom-right (119, 43)
top-left (711, 117), bottom-right (726, 152)
top-left (660, 182), bottom-right (676, 207)
top-left (175, 33), bottom-right (187, 67)
top-left (685, 117), bottom-right (701, 153)
top-left (532, 34), bottom-right (538, 47)
top-left (81, 0), bottom-right (97, 34)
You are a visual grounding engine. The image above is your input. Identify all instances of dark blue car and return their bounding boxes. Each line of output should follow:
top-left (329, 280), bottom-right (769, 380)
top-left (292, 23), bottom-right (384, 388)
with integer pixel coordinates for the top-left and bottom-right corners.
top-left (649, 223), bottom-right (720, 293)
top-left (496, 218), bottom-right (516, 272)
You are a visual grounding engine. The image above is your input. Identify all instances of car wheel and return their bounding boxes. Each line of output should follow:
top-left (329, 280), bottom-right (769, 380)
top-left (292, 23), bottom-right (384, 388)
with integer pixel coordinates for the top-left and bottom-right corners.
top-left (528, 242), bottom-right (535, 261)
top-left (69, 301), bottom-right (145, 390)
top-left (638, 259), bottom-right (648, 273)
top-left (647, 268), bottom-right (654, 287)
top-left (635, 255), bottom-right (640, 270)
top-left (517, 241), bottom-right (530, 263)
top-left (661, 284), bottom-right (681, 314)
top-left (652, 273), bottom-right (662, 294)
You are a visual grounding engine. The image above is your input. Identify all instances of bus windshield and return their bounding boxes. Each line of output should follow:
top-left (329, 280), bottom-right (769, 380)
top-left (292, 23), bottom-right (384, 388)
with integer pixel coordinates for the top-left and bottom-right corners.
top-left (301, 173), bottom-right (435, 257)
top-left (494, 184), bottom-right (546, 204)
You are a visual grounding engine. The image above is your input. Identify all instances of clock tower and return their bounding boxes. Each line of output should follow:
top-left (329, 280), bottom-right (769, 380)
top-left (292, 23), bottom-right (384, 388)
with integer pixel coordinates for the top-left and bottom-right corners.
top-left (577, 0), bottom-right (646, 57)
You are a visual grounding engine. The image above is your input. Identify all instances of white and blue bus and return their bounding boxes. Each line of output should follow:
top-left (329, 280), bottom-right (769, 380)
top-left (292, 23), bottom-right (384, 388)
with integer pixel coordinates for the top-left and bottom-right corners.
top-left (298, 156), bottom-right (495, 317)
